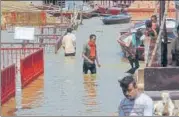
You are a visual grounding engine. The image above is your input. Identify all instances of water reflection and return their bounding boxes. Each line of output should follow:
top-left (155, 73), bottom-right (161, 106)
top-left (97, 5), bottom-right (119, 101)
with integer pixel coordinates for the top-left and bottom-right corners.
top-left (21, 75), bottom-right (44, 108)
top-left (83, 74), bottom-right (100, 114)
top-left (1, 75), bottom-right (44, 116)
top-left (1, 98), bottom-right (16, 116)
top-left (1, 17), bottom-right (132, 116)
top-left (64, 56), bottom-right (76, 64)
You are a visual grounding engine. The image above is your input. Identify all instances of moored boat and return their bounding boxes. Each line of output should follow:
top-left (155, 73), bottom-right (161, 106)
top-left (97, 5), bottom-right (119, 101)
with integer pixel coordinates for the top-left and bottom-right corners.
top-left (97, 6), bottom-right (124, 15)
top-left (102, 14), bottom-right (131, 25)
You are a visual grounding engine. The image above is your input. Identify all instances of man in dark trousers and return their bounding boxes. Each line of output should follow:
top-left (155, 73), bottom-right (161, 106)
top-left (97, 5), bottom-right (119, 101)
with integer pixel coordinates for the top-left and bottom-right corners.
top-left (82, 34), bottom-right (101, 75)
top-left (125, 29), bottom-right (143, 74)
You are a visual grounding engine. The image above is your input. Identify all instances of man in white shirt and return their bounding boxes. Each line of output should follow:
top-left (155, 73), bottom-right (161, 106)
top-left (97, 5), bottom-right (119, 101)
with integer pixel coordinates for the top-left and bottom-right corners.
top-left (62, 28), bottom-right (76, 56)
top-left (118, 75), bottom-right (154, 116)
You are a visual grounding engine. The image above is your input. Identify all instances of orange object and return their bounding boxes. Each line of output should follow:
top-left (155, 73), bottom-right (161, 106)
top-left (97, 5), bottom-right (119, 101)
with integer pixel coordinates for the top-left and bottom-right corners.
top-left (88, 41), bottom-right (96, 59)
top-left (41, 11), bottom-right (46, 24)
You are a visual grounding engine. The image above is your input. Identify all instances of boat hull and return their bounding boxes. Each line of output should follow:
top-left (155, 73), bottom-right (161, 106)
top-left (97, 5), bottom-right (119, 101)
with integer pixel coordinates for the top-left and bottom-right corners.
top-left (102, 17), bottom-right (131, 25)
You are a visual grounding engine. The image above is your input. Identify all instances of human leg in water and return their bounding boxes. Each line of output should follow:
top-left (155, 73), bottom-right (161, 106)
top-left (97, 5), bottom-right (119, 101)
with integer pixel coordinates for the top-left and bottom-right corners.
top-left (89, 63), bottom-right (96, 75)
top-left (83, 62), bottom-right (89, 75)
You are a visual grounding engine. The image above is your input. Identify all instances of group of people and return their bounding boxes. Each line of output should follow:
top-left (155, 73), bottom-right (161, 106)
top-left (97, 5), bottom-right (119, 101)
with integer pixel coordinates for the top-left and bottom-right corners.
top-left (62, 27), bottom-right (154, 116)
top-left (117, 15), bottom-right (159, 116)
top-left (125, 14), bottom-right (179, 75)
top-left (125, 15), bottom-right (159, 74)
top-left (118, 15), bottom-right (179, 116)
top-left (62, 28), bottom-right (101, 76)
top-left (61, 15), bottom-right (179, 116)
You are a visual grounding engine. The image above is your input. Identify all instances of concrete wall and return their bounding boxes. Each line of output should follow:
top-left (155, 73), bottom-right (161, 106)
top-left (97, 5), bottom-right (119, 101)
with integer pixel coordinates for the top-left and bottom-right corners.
top-left (137, 67), bottom-right (179, 91)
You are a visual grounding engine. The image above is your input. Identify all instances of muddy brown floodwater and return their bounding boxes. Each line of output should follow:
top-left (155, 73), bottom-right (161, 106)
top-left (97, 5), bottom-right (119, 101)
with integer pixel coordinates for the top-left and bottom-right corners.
top-left (1, 17), bottom-right (134, 116)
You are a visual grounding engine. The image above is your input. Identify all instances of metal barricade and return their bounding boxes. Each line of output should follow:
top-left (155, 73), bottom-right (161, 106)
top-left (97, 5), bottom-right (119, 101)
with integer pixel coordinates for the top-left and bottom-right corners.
top-left (1, 47), bottom-right (41, 70)
top-left (1, 47), bottom-right (43, 105)
top-left (1, 64), bottom-right (16, 105)
top-left (20, 48), bottom-right (44, 88)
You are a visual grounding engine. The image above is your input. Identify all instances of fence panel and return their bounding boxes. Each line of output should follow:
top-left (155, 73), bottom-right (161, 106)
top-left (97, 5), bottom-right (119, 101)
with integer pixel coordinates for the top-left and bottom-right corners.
top-left (1, 64), bottom-right (16, 105)
top-left (20, 48), bottom-right (44, 88)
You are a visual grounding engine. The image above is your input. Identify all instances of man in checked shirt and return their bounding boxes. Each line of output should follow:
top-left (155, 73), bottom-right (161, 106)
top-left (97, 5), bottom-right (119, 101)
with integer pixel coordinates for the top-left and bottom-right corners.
top-left (118, 75), bottom-right (154, 116)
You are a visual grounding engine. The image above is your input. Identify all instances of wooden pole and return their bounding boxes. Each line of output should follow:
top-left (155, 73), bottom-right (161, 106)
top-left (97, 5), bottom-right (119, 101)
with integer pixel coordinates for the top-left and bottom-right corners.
top-left (162, 0), bottom-right (168, 67)
top-left (80, 3), bottom-right (83, 25)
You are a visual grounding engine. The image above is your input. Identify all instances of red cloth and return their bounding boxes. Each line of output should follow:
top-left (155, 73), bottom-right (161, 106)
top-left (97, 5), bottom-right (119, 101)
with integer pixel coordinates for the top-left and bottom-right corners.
top-left (41, 11), bottom-right (46, 24)
top-left (88, 41), bottom-right (96, 59)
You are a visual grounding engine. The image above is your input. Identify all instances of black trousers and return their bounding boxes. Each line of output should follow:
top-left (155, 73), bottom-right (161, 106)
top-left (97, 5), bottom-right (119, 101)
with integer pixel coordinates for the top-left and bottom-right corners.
top-left (126, 53), bottom-right (140, 74)
top-left (65, 52), bottom-right (75, 56)
top-left (175, 52), bottom-right (179, 66)
top-left (83, 62), bottom-right (96, 74)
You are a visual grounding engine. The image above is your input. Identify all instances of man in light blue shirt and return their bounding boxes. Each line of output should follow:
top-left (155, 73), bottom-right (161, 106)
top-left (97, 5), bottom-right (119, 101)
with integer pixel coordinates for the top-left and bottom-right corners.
top-left (118, 75), bottom-right (154, 116)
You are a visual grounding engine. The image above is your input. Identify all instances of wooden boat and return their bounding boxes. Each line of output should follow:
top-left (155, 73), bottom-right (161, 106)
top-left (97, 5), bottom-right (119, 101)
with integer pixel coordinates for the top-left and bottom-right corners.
top-left (98, 6), bottom-right (121, 15)
top-left (102, 14), bottom-right (131, 24)
top-left (97, 6), bottom-right (128, 15)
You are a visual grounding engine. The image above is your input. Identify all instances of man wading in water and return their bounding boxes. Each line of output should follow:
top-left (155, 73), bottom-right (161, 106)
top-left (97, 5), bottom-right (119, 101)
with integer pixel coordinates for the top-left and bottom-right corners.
top-left (82, 34), bottom-right (101, 76)
top-left (62, 28), bottom-right (76, 56)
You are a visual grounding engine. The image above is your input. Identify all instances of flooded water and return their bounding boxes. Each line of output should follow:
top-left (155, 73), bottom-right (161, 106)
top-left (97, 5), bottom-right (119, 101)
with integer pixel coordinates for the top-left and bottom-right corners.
top-left (2, 17), bottom-right (133, 116)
